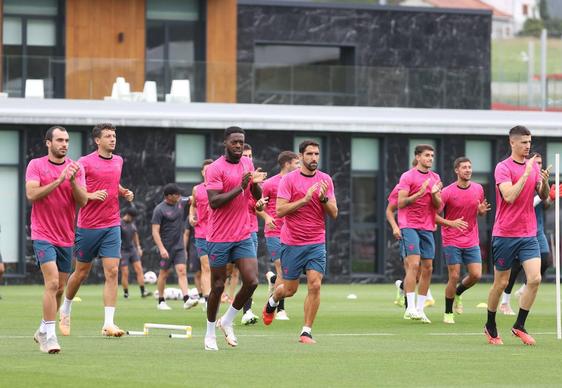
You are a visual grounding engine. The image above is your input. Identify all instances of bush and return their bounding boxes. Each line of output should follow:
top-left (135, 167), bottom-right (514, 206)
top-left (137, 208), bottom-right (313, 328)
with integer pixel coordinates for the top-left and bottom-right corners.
top-left (520, 18), bottom-right (545, 37)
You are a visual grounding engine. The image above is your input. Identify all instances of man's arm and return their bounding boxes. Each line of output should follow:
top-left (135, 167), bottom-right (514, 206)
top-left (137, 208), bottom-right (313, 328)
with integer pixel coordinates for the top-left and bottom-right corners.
top-left (397, 179), bottom-right (430, 209)
top-left (25, 163), bottom-right (69, 202)
top-left (276, 182), bottom-right (319, 218)
top-left (435, 215), bottom-right (468, 230)
top-left (189, 187), bottom-right (198, 226)
top-left (385, 203), bottom-right (401, 240)
top-left (151, 224), bottom-right (169, 259)
top-left (133, 231), bottom-right (143, 257)
top-left (208, 171), bottom-right (252, 209)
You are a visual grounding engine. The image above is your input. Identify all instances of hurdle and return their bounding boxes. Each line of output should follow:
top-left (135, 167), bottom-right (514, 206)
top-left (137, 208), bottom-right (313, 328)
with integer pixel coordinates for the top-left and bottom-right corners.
top-left (126, 323), bottom-right (193, 339)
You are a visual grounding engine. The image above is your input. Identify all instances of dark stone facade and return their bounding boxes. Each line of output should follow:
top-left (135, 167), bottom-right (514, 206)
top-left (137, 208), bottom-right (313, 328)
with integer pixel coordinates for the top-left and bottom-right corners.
top-left (237, 1), bottom-right (491, 109)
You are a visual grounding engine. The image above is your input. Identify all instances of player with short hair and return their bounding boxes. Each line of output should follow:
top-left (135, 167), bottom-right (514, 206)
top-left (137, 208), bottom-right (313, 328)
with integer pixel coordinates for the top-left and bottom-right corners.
top-left (153, 183), bottom-right (198, 310)
top-left (437, 157), bottom-right (490, 324)
top-left (499, 152), bottom-right (551, 315)
top-left (260, 150), bottom-right (300, 320)
top-left (189, 159), bottom-right (215, 308)
top-left (61, 123), bottom-right (134, 338)
top-left (262, 140), bottom-right (338, 344)
top-left (204, 126), bottom-right (266, 351)
top-left (396, 144), bottom-right (442, 323)
top-left (484, 126), bottom-right (549, 346)
top-left (120, 207), bottom-right (151, 299)
top-left (26, 126), bottom-right (87, 353)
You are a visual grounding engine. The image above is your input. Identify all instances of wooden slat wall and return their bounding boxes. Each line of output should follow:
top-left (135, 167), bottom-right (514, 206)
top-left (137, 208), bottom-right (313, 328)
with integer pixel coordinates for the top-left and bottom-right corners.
top-left (66, 0), bottom-right (145, 99)
top-left (206, 0), bottom-right (237, 103)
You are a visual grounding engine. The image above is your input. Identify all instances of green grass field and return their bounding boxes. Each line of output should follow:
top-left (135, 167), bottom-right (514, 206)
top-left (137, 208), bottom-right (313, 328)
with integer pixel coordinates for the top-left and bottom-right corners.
top-left (1, 283), bottom-right (561, 387)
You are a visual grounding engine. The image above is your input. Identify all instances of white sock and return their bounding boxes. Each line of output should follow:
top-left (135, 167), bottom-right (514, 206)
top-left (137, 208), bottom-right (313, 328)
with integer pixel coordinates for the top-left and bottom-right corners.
top-left (501, 292), bottom-right (511, 304)
top-left (104, 306), bottom-right (115, 327)
top-left (45, 321), bottom-right (56, 338)
top-left (39, 319), bottom-right (47, 333)
top-left (221, 305), bottom-right (240, 326)
top-left (301, 326), bottom-right (312, 335)
top-left (61, 297), bottom-right (73, 315)
top-left (427, 288), bottom-right (434, 300)
top-left (206, 320), bottom-right (216, 337)
top-left (268, 296), bottom-right (279, 308)
top-left (417, 295), bottom-right (427, 313)
top-left (406, 292), bottom-right (416, 310)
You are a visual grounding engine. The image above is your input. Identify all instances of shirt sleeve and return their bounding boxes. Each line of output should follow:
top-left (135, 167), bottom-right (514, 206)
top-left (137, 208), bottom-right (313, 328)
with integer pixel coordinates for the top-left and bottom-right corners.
top-left (75, 162), bottom-right (86, 188)
top-left (396, 172), bottom-right (411, 193)
top-left (326, 175), bottom-right (335, 200)
top-left (439, 187), bottom-right (449, 213)
top-left (205, 163), bottom-right (223, 191)
top-left (25, 160), bottom-right (41, 183)
top-left (277, 175), bottom-right (291, 201)
top-left (494, 162), bottom-right (512, 185)
top-left (151, 206), bottom-right (163, 225)
top-left (479, 184), bottom-right (485, 202)
top-left (533, 162), bottom-right (541, 185)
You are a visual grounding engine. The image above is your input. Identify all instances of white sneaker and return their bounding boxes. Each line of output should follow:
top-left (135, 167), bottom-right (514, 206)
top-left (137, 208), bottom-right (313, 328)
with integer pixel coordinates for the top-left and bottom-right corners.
top-left (204, 336), bottom-right (218, 351)
top-left (157, 301), bottom-right (172, 310)
top-left (241, 310), bottom-right (258, 325)
top-left (404, 308), bottom-right (422, 320)
top-left (34, 329), bottom-right (48, 353)
top-left (266, 271), bottom-right (275, 296)
top-left (275, 310), bottom-right (290, 320)
top-left (45, 335), bottom-right (61, 353)
top-left (216, 318), bottom-right (238, 347)
top-left (183, 297), bottom-right (199, 310)
top-left (419, 312), bottom-right (432, 324)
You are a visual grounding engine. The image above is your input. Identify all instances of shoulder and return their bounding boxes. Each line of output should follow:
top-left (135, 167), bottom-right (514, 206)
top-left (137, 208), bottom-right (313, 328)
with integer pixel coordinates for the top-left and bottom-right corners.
top-left (430, 170), bottom-right (441, 180)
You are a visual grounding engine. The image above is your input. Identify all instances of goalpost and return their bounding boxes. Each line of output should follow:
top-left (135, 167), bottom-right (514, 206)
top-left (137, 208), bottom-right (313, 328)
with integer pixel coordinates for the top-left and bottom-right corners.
top-left (555, 154), bottom-right (561, 340)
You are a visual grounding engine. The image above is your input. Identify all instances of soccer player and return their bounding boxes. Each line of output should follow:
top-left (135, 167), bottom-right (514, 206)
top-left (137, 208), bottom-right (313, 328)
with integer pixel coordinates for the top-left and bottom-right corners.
top-left (26, 126), bottom-right (87, 353)
top-left (262, 140), bottom-right (338, 344)
top-left (204, 126), bottom-right (266, 351)
top-left (397, 144), bottom-right (442, 323)
top-left (437, 157), bottom-right (490, 324)
top-left (119, 207), bottom-right (152, 299)
top-left (189, 159), bottom-right (214, 308)
top-left (499, 152), bottom-right (551, 315)
top-left (61, 123), bottom-right (134, 338)
top-left (152, 183), bottom-right (199, 310)
top-left (484, 126), bottom-right (549, 346)
top-left (260, 150), bottom-right (300, 320)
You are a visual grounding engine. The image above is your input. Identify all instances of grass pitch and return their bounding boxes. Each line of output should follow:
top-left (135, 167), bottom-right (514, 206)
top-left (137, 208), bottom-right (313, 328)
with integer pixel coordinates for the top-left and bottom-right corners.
top-left (1, 283), bottom-right (561, 387)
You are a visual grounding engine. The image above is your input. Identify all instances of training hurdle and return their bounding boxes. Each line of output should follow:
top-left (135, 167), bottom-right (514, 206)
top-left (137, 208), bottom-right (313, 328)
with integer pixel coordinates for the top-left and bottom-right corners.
top-left (127, 323), bottom-right (192, 339)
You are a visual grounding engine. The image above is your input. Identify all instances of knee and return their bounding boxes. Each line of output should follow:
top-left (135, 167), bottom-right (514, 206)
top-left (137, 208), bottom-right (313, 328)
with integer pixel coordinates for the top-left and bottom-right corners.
top-left (176, 268), bottom-right (186, 277)
top-left (421, 263), bottom-right (433, 274)
top-left (408, 262), bottom-right (420, 274)
top-left (449, 273), bottom-right (460, 285)
top-left (495, 277), bottom-right (509, 290)
top-left (527, 274), bottom-right (542, 287)
top-left (211, 278), bottom-right (225, 294)
top-left (308, 281), bottom-right (321, 295)
top-left (284, 284), bottom-right (298, 297)
top-left (45, 279), bottom-right (59, 293)
top-left (470, 272), bottom-right (482, 283)
top-left (105, 266), bottom-right (119, 281)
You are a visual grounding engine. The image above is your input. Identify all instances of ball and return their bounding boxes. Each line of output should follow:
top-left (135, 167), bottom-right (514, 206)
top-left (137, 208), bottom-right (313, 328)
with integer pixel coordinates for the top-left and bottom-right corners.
top-left (143, 271), bottom-right (157, 284)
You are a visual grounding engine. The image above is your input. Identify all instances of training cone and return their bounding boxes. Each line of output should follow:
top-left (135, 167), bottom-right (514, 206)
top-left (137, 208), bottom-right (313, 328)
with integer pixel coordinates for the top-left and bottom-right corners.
top-left (476, 302), bottom-right (487, 308)
top-left (347, 294), bottom-right (358, 300)
top-left (74, 296), bottom-right (82, 302)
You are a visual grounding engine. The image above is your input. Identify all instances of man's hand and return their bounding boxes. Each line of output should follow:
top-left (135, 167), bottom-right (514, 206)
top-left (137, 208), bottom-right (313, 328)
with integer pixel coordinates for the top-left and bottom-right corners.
top-left (159, 247), bottom-right (169, 259)
top-left (57, 164), bottom-right (71, 185)
top-left (431, 181), bottom-right (442, 195)
top-left (121, 188), bottom-right (134, 202)
top-left (137, 247), bottom-right (143, 257)
top-left (264, 215), bottom-right (277, 230)
top-left (88, 189), bottom-right (108, 201)
top-left (241, 172), bottom-right (252, 190)
top-left (477, 199), bottom-right (491, 214)
top-left (318, 180), bottom-right (329, 202)
top-left (252, 168), bottom-right (267, 184)
top-left (449, 217), bottom-right (468, 230)
top-left (305, 183), bottom-right (320, 202)
top-left (392, 227), bottom-right (402, 240)
top-left (525, 154), bottom-right (537, 177)
top-left (66, 162), bottom-right (81, 181)
top-left (189, 214), bottom-right (198, 227)
top-left (256, 196), bottom-right (269, 210)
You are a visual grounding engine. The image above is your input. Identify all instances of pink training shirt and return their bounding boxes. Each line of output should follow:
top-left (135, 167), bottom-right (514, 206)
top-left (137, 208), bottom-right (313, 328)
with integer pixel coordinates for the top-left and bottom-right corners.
top-left (387, 185), bottom-right (407, 228)
top-left (493, 157), bottom-right (541, 238)
top-left (26, 156), bottom-right (86, 246)
top-left (77, 151), bottom-right (123, 229)
top-left (248, 196), bottom-right (258, 233)
top-left (193, 183), bottom-right (209, 239)
top-left (278, 169), bottom-right (335, 246)
top-left (205, 155), bottom-right (254, 243)
top-left (441, 182), bottom-right (484, 248)
top-left (397, 168), bottom-right (441, 231)
top-left (262, 173), bottom-right (284, 238)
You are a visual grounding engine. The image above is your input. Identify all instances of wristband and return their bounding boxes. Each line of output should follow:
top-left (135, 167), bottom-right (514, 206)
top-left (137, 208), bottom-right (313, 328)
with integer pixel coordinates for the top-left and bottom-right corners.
top-left (319, 196), bottom-right (329, 204)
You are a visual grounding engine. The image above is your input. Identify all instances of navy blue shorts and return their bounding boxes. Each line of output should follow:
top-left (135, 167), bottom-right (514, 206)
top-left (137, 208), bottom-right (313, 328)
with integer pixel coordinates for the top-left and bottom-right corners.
top-left (159, 247), bottom-right (187, 270)
top-left (189, 253), bottom-right (201, 272)
top-left (266, 236), bottom-right (282, 262)
top-left (33, 240), bottom-right (72, 273)
top-left (195, 238), bottom-right (209, 257)
top-left (400, 228), bottom-right (435, 259)
top-left (120, 248), bottom-right (140, 267)
top-left (443, 245), bottom-right (482, 266)
top-left (208, 237), bottom-right (257, 268)
top-left (74, 226), bottom-right (121, 262)
top-left (537, 232), bottom-right (549, 254)
top-left (280, 243), bottom-right (326, 281)
top-left (492, 236), bottom-right (540, 271)
top-left (251, 232), bottom-right (259, 252)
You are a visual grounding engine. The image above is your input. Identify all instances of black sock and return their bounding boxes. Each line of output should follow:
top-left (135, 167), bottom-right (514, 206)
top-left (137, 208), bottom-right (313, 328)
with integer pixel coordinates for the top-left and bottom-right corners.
top-left (456, 283), bottom-right (468, 296)
top-left (140, 286), bottom-right (145, 294)
top-left (204, 295), bottom-right (208, 302)
top-left (486, 310), bottom-right (497, 337)
top-left (159, 297), bottom-right (165, 304)
top-left (243, 298), bottom-right (253, 313)
top-left (445, 297), bottom-right (454, 314)
top-left (183, 295), bottom-right (189, 303)
top-left (404, 295), bottom-right (408, 309)
top-left (124, 288), bottom-right (128, 294)
top-left (399, 281), bottom-right (404, 291)
top-left (514, 308), bottom-right (530, 330)
top-left (199, 292), bottom-right (203, 298)
top-left (266, 299), bottom-right (277, 313)
top-left (277, 298), bottom-right (285, 311)
top-left (270, 274), bottom-right (277, 284)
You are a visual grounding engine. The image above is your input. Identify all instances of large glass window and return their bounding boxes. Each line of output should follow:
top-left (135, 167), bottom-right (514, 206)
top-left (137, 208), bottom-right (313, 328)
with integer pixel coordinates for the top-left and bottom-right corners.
top-left (351, 138), bottom-right (380, 273)
top-left (0, 131), bottom-right (20, 265)
top-left (465, 140), bottom-right (493, 274)
top-left (146, 0), bottom-right (202, 101)
top-left (175, 133), bottom-right (206, 187)
top-left (2, 0), bottom-right (62, 97)
top-left (254, 44), bottom-right (355, 103)
top-left (67, 131), bottom-right (83, 162)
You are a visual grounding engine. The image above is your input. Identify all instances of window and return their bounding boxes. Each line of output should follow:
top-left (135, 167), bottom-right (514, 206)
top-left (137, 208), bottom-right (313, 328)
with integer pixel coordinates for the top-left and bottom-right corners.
top-left (465, 140), bottom-right (493, 274)
top-left (146, 0), bottom-right (203, 101)
top-left (67, 131), bottom-right (83, 162)
top-left (0, 131), bottom-right (20, 265)
top-left (175, 134), bottom-right (206, 186)
top-left (522, 4), bottom-right (529, 16)
top-left (254, 44), bottom-right (355, 101)
top-left (351, 138), bottom-right (380, 273)
top-left (2, 0), bottom-right (62, 97)
top-left (546, 142), bottom-right (562, 170)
